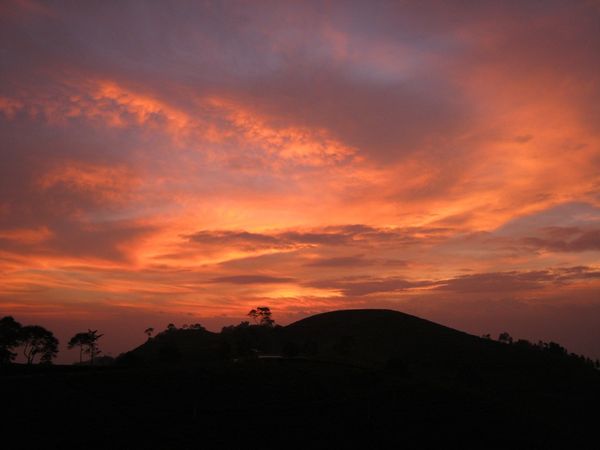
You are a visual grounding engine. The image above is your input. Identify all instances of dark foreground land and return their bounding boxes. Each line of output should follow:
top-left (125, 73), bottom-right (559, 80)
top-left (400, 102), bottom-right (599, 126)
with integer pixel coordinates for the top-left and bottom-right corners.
top-left (2, 310), bottom-right (599, 449)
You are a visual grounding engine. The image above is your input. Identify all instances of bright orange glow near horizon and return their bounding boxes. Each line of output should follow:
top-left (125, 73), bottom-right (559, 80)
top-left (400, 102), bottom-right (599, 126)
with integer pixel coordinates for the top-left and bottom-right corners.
top-left (1, 0), bottom-right (599, 362)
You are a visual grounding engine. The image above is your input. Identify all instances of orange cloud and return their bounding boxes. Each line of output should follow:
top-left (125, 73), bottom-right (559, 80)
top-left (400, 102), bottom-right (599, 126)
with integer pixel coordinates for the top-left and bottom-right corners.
top-left (0, 226), bottom-right (53, 244)
top-left (37, 161), bottom-right (140, 204)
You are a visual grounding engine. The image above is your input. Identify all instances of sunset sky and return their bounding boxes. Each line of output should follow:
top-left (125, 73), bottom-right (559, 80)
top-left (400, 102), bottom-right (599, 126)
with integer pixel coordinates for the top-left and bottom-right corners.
top-left (1, 0), bottom-right (599, 362)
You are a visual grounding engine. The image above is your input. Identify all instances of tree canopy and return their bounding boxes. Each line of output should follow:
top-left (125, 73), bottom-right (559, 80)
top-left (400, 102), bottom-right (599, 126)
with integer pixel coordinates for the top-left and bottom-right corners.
top-left (0, 316), bottom-right (23, 365)
top-left (248, 307), bottom-right (275, 327)
top-left (68, 330), bottom-right (103, 365)
top-left (20, 325), bottom-right (59, 364)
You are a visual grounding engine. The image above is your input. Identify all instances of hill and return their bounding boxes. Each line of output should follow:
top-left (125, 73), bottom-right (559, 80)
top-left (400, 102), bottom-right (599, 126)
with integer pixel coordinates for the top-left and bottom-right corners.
top-left (121, 309), bottom-right (597, 377)
top-left (280, 308), bottom-right (492, 365)
top-left (118, 325), bottom-right (222, 364)
top-left (120, 308), bottom-right (491, 367)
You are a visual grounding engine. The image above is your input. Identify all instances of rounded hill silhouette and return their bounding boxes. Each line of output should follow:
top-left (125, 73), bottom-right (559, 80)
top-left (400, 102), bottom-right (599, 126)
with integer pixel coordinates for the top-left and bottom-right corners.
top-left (282, 308), bottom-right (488, 365)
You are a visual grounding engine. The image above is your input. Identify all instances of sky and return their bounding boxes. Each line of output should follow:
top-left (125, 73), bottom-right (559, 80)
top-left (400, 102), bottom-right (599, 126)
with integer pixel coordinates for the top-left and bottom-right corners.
top-left (1, 0), bottom-right (599, 363)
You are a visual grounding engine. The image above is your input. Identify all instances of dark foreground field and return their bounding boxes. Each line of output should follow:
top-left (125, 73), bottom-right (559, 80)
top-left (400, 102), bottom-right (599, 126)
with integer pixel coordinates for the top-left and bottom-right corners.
top-left (2, 357), bottom-right (599, 450)
top-left (3, 310), bottom-right (600, 449)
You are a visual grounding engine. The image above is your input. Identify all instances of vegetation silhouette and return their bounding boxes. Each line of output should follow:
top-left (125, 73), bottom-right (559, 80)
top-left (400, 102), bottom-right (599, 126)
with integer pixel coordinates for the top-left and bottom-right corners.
top-left (2, 309), bottom-right (600, 448)
top-left (144, 327), bottom-right (154, 339)
top-left (0, 316), bottom-right (22, 365)
top-left (498, 331), bottom-right (513, 344)
top-left (0, 317), bottom-right (58, 365)
top-left (247, 306), bottom-right (275, 327)
top-left (67, 329), bottom-right (103, 365)
top-left (19, 325), bottom-right (59, 364)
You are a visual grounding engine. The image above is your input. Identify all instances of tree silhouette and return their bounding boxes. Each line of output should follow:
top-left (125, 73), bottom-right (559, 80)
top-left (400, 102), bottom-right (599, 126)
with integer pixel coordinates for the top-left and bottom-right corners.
top-left (68, 330), bottom-right (103, 365)
top-left (498, 332), bottom-right (513, 344)
top-left (20, 325), bottom-right (59, 364)
top-left (248, 309), bottom-right (259, 324)
top-left (248, 307), bottom-right (275, 327)
top-left (0, 316), bottom-right (22, 365)
top-left (144, 327), bottom-right (154, 339)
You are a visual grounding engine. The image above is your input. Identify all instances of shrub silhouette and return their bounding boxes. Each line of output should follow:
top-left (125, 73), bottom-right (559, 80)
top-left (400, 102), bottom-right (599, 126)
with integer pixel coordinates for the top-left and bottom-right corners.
top-left (301, 340), bottom-right (319, 357)
top-left (282, 341), bottom-right (300, 358)
top-left (158, 344), bottom-right (182, 363)
top-left (222, 320), bottom-right (277, 357)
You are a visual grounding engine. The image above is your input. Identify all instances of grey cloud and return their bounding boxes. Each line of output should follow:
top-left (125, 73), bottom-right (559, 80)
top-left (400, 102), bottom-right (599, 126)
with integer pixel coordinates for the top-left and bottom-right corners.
top-left (0, 219), bottom-right (156, 263)
top-left (305, 255), bottom-right (369, 268)
top-left (521, 228), bottom-right (600, 253)
top-left (435, 267), bottom-right (600, 293)
top-left (304, 254), bottom-right (409, 268)
top-left (307, 266), bottom-right (600, 297)
top-left (209, 275), bottom-right (296, 285)
top-left (186, 225), bottom-right (452, 251)
top-left (307, 276), bottom-right (427, 296)
top-left (187, 230), bottom-right (285, 251)
top-left (435, 271), bottom-right (550, 293)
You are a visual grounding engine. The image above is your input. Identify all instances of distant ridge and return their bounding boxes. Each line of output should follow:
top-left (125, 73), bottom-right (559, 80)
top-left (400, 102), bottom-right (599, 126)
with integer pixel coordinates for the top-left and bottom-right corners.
top-left (119, 308), bottom-right (597, 379)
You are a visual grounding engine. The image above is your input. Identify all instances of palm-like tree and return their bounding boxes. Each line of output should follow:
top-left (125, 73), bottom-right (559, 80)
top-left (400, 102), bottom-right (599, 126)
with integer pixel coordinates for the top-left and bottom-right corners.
top-left (68, 329), bottom-right (103, 364)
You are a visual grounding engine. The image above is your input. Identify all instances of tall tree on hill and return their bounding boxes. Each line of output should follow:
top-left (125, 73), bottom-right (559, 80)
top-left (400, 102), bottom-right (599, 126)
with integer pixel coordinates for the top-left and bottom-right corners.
top-left (68, 330), bottom-right (103, 365)
top-left (20, 325), bottom-right (59, 364)
top-left (0, 316), bottom-right (22, 365)
top-left (144, 327), bottom-right (154, 339)
top-left (248, 307), bottom-right (275, 327)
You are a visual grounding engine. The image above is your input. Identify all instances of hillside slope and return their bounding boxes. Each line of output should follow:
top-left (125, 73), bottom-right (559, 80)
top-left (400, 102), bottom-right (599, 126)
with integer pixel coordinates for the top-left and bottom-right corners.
top-left (120, 326), bottom-right (222, 364)
top-left (281, 309), bottom-right (491, 365)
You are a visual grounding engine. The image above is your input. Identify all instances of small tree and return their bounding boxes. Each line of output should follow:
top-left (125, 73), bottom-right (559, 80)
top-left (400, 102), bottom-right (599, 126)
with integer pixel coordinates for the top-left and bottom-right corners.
top-left (248, 309), bottom-right (259, 324)
top-left (144, 327), bottom-right (154, 339)
top-left (498, 332), bottom-right (513, 344)
top-left (0, 316), bottom-right (22, 365)
top-left (68, 330), bottom-right (103, 365)
top-left (20, 325), bottom-right (59, 364)
top-left (68, 332), bottom-right (86, 363)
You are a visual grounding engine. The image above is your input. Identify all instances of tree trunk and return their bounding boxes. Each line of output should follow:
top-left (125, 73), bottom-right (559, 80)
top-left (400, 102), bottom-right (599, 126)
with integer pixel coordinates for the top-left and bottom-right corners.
top-left (23, 343), bottom-right (32, 364)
